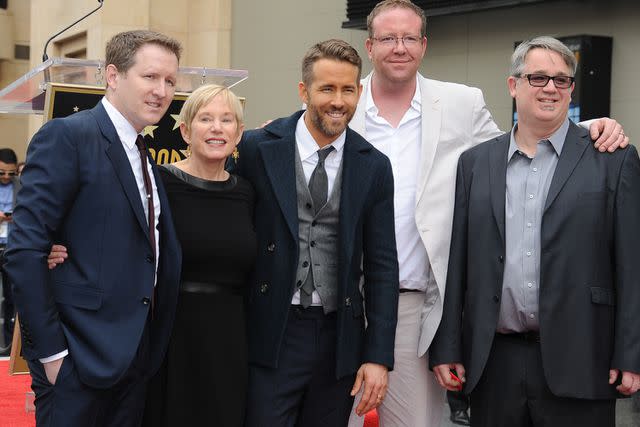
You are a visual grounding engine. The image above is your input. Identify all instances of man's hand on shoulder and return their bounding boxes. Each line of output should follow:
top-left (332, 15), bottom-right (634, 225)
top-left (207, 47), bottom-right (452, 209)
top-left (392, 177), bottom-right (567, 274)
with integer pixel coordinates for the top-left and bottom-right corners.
top-left (433, 363), bottom-right (466, 392)
top-left (590, 118), bottom-right (629, 152)
top-left (609, 369), bottom-right (640, 395)
top-left (350, 362), bottom-right (388, 416)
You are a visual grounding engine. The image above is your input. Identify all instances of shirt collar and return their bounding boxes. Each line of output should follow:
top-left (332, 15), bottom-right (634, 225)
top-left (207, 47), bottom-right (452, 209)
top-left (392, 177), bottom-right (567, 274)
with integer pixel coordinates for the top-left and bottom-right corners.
top-left (295, 113), bottom-right (346, 161)
top-left (365, 74), bottom-right (422, 116)
top-left (101, 97), bottom-right (141, 149)
top-left (508, 118), bottom-right (569, 160)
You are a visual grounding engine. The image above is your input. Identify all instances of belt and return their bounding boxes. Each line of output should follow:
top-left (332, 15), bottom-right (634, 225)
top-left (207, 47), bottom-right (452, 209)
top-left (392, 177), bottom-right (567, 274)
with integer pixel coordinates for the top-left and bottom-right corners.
top-left (180, 281), bottom-right (244, 296)
top-left (290, 305), bottom-right (325, 312)
top-left (497, 331), bottom-right (540, 343)
top-left (399, 288), bottom-right (423, 294)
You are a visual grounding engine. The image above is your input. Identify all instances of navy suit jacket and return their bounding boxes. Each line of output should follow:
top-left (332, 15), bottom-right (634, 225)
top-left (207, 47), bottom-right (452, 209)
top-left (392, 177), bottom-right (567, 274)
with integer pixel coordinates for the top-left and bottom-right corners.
top-left (234, 111), bottom-right (399, 379)
top-left (430, 122), bottom-right (640, 399)
top-left (5, 102), bottom-right (181, 388)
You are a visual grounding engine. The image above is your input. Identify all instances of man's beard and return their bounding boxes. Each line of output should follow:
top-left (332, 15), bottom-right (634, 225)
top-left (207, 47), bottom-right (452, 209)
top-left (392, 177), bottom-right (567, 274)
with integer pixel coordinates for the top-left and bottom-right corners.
top-left (307, 103), bottom-right (353, 139)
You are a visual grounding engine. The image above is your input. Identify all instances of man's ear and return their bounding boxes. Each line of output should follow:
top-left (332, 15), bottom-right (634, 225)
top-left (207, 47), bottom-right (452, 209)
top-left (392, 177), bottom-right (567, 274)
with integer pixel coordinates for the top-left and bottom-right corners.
top-left (105, 64), bottom-right (120, 90)
top-left (298, 81), bottom-right (309, 105)
top-left (365, 38), bottom-right (373, 59)
top-left (507, 76), bottom-right (518, 99)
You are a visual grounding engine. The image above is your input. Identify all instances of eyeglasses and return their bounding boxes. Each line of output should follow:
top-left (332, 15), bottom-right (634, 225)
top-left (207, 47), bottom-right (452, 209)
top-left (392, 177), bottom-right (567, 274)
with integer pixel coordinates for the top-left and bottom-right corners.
top-left (520, 74), bottom-right (575, 89)
top-left (0, 170), bottom-right (17, 177)
top-left (371, 35), bottom-right (422, 47)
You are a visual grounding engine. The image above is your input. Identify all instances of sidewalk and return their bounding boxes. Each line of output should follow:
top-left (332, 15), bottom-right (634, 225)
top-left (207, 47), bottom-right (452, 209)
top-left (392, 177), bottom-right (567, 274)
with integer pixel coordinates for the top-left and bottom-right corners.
top-left (441, 397), bottom-right (640, 427)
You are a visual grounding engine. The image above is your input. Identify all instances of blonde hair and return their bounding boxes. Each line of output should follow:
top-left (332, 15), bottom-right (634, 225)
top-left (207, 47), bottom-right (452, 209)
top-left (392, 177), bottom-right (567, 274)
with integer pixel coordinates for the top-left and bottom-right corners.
top-left (179, 84), bottom-right (244, 133)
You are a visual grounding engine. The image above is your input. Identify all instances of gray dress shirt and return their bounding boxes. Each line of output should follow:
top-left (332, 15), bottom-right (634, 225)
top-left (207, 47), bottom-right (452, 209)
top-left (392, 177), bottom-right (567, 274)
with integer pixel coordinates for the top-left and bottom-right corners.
top-left (496, 119), bottom-right (569, 333)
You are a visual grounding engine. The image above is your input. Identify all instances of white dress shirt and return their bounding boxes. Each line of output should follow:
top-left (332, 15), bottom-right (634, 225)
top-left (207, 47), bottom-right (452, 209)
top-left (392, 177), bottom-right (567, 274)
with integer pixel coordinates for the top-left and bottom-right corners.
top-left (291, 113), bottom-right (345, 306)
top-left (101, 98), bottom-right (161, 271)
top-left (364, 79), bottom-right (433, 291)
top-left (41, 98), bottom-right (162, 363)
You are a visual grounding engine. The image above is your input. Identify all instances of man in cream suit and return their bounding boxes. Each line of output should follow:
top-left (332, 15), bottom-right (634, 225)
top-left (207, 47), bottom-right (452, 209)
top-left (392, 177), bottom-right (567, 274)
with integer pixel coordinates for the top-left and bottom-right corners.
top-left (347, 1), bottom-right (628, 426)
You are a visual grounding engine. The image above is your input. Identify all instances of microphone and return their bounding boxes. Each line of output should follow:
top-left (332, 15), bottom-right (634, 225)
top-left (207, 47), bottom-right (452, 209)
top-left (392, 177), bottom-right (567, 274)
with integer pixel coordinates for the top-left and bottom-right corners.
top-left (42, 0), bottom-right (105, 62)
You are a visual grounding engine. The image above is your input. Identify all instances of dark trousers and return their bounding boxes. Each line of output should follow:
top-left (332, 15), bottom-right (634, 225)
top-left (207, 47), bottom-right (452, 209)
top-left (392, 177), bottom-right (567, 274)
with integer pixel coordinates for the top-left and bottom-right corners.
top-left (245, 306), bottom-right (356, 427)
top-left (27, 320), bottom-right (152, 427)
top-left (470, 333), bottom-right (615, 427)
top-left (447, 390), bottom-right (469, 412)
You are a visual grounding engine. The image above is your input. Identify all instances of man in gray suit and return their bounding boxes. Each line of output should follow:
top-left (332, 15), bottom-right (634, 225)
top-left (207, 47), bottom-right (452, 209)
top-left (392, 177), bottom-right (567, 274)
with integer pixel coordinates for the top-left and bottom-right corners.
top-left (431, 36), bottom-right (640, 427)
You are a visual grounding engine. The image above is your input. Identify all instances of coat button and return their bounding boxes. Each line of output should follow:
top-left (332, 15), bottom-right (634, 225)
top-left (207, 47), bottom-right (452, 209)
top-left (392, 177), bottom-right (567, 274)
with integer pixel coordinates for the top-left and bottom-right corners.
top-left (146, 255), bottom-right (154, 263)
top-left (305, 203), bottom-right (312, 209)
top-left (302, 261), bottom-right (309, 267)
top-left (498, 255), bottom-right (504, 263)
top-left (311, 220), bottom-right (317, 227)
top-left (267, 243), bottom-right (276, 252)
top-left (310, 241), bottom-right (316, 247)
top-left (493, 295), bottom-right (500, 303)
top-left (345, 297), bottom-right (351, 306)
top-left (141, 297), bottom-right (151, 305)
top-left (296, 280), bottom-right (302, 288)
top-left (260, 283), bottom-right (269, 294)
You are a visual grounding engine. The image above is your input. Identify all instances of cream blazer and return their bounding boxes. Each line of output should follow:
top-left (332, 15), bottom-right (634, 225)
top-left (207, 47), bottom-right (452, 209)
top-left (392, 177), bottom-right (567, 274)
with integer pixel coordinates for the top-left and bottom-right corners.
top-left (349, 72), bottom-right (502, 357)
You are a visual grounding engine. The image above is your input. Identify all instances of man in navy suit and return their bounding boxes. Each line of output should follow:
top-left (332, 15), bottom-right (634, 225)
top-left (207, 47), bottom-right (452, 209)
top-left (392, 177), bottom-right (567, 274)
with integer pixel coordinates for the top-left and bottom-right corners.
top-left (5, 30), bottom-right (182, 427)
top-left (236, 39), bottom-right (399, 426)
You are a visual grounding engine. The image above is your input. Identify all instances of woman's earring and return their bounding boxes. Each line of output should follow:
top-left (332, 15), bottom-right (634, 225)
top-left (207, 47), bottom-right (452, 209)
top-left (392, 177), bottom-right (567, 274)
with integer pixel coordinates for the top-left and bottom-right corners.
top-left (232, 147), bottom-right (240, 164)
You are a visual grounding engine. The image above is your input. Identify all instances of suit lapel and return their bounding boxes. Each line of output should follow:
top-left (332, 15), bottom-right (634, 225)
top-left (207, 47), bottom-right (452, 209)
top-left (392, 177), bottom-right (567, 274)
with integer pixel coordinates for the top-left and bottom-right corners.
top-left (339, 130), bottom-right (372, 259)
top-left (544, 122), bottom-right (590, 213)
top-left (489, 136), bottom-right (509, 243)
top-left (93, 104), bottom-right (151, 243)
top-left (258, 131), bottom-right (298, 241)
top-left (416, 76), bottom-right (442, 205)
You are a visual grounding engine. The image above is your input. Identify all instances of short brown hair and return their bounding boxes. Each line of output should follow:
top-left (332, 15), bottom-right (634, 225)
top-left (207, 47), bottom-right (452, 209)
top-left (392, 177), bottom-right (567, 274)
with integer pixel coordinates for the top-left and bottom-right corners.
top-left (301, 39), bottom-right (362, 87)
top-left (367, 0), bottom-right (427, 38)
top-left (105, 30), bottom-right (182, 74)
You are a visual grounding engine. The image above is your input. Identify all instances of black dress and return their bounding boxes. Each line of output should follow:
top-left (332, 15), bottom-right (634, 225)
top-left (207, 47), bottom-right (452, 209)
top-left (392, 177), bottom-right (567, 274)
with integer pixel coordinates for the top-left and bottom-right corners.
top-left (144, 164), bottom-right (256, 427)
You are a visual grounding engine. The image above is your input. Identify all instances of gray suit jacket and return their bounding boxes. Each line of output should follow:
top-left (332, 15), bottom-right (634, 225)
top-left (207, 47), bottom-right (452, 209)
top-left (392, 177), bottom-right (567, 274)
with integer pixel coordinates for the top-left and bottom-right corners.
top-left (430, 122), bottom-right (640, 399)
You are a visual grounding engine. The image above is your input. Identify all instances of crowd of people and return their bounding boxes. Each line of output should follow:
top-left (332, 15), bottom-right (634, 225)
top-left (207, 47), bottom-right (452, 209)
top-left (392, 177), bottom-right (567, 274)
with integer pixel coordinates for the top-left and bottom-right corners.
top-left (2, 1), bottom-right (639, 427)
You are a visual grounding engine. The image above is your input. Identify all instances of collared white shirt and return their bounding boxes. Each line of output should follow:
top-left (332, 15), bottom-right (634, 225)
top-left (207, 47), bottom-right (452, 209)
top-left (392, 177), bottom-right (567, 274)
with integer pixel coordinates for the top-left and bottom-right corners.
top-left (291, 113), bottom-right (345, 306)
top-left (41, 98), bottom-right (162, 364)
top-left (364, 77), bottom-right (433, 291)
top-left (102, 97), bottom-right (161, 275)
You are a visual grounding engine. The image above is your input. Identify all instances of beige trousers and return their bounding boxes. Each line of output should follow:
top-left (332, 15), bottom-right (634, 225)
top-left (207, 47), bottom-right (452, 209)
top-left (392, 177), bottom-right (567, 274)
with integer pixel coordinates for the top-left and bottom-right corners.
top-left (348, 292), bottom-right (445, 427)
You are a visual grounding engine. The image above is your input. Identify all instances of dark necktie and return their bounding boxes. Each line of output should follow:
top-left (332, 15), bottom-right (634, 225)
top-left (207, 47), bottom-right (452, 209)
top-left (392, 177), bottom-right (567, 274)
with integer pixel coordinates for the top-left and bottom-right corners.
top-left (308, 146), bottom-right (334, 214)
top-left (135, 135), bottom-right (157, 315)
top-left (300, 146), bottom-right (334, 308)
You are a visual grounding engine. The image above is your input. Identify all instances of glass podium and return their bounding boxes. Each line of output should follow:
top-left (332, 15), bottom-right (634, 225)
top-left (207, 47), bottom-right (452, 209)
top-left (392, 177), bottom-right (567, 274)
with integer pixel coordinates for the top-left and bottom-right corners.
top-left (0, 57), bottom-right (248, 114)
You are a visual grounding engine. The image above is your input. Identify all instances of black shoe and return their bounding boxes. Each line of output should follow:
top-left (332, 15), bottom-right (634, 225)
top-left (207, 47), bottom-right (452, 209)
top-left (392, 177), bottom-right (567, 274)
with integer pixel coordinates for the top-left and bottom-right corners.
top-left (450, 409), bottom-right (471, 426)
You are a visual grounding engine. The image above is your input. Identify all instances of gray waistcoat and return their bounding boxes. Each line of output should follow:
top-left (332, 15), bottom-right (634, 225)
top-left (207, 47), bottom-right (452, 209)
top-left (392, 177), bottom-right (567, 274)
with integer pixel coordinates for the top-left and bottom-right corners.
top-left (294, 145), bottom-right (343, 313)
